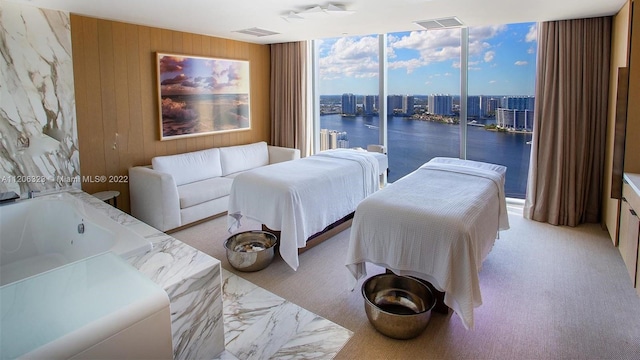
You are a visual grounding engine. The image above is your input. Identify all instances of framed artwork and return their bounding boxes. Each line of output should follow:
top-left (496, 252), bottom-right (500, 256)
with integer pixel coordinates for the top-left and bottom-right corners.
top-left (156, 53), bottom-right (251, 140)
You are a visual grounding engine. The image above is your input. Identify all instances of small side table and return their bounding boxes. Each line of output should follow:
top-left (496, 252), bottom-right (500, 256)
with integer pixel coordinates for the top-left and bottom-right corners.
top-left (93, 190), bottom-right (120, 207)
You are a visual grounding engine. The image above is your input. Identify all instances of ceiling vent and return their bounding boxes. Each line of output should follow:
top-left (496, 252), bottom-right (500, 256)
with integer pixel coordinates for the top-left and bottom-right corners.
top-left (414, 17), bottom-right (464, 30)
top-left (233, 27), bottom-right (280, 37)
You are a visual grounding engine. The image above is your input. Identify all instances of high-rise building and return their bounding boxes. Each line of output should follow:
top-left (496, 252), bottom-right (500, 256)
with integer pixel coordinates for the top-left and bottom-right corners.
top-left (496, 108), bottom-right (534, 130)
top-left (467, 96), bottom-right (480, 118)
top-left (387, 95), bottom-right (403, 115)
top-left (428, 95), bottom-right (453, 115)
top-left (480, 96), bottom-right (501, 117)
top-left (341, 93), bottom-right (357, 115)
top-left (320, 129), bottom-right (349, 150)
top-left (364, 95), bottom-right (376, 115)
top-left (502, 96), bottom-right (535, 111)
top-left (402, 95), bottom-right (415, 116)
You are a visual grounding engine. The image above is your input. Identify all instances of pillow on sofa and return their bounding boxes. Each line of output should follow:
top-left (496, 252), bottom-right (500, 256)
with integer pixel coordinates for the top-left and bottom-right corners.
top-left (219, 141), bottom-right (269, 176)
top-left (152, 148), bottom-right (223, 186)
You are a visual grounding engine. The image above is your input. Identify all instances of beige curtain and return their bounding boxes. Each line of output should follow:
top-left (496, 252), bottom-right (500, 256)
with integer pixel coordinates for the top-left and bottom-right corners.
top-left (524, 17), bottom-right (611, 226)
top-left (270, 41), bottom-right (308, 155)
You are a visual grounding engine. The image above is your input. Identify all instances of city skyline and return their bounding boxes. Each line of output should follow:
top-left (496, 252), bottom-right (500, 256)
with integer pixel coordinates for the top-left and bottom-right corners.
top-left (317, 22), bottom-right (537, 96)
top-left (321, 94), bottom-right (535, 129)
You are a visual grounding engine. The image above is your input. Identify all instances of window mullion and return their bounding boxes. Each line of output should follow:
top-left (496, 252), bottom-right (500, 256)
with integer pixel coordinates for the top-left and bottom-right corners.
top-left (460, 27), bottom-right (469, 160)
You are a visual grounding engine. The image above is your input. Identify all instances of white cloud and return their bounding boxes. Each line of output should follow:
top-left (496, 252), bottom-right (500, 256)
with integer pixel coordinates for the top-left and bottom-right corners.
top-left (527, 47), bottom-right (535, 54)
top-left (489, 80), bottom-right (497, 84)
top-left (387, 46), bottom-right (397, 59)
top-left (526, 24), bottom-right (537, 43)
top-left (390, 29), bottom-right (461, 65)
top-left (515, 60), bottom-right (529, 66)
top-left (388, 58), bottom-right (425, 74)
top-left (484, 50), bottom-right (495, 62)
top-left (386, 25), bottom-right (506, 74)
top-left (319, 36), bottom-right (380, 80)
top-left (318, 24), bottom-right (510, 79)
top-left (469, 25), bottom-right (507, 41)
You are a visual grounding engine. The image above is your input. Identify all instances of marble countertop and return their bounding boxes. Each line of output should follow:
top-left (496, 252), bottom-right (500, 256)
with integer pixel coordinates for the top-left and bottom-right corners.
top-left (69, 190), bottom-right (221, 289)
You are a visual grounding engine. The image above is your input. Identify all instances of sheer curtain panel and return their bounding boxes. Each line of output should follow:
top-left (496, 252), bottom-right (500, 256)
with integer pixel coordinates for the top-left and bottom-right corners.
top-left (270, 41), bottom-right (308, 154)
top-left (524, 17), bottom-right (612, 226)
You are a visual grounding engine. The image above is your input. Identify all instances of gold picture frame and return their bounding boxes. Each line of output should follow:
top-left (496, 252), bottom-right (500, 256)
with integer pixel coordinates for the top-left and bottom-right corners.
top-left (156, 52), bottom-right (251, 140)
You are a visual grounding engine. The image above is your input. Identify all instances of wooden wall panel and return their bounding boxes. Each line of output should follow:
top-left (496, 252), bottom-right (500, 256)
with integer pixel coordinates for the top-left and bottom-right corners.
top-left (626, 0), bottom-right (640, 174)
top-left (603, 1), bottom-right (632, 242)
top-left (71, 15), bottom-right (271, 213)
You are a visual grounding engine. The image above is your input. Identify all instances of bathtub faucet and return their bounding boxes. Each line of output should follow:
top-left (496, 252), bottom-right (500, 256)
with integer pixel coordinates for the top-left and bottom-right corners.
top-left (28, 190), bottom-right (40, 199)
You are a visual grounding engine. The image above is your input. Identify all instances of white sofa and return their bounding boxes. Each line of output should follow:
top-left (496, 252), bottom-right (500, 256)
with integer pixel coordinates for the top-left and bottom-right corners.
top-left (129, 141), bottom-right (300, 232)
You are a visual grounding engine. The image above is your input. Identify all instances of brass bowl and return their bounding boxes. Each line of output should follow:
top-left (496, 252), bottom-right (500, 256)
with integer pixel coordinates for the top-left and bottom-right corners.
top-left (362, 274), bottom-right (436, 339)
top-left (224, 230), bottom-right (277, 272)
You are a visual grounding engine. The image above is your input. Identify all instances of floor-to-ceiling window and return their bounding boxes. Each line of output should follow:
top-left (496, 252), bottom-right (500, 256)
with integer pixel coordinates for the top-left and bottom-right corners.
top-left (464, 23), bottom-right (536, 198)
top-left (315, 22), bottom-right (536, 199)
top-left (316, 36), bottom-right (380, 151)
top-left (386, 28), bottom-right (461, 182)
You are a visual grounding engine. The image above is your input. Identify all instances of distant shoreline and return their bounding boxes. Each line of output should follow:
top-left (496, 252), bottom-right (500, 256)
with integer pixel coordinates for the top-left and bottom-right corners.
top-left (320, 112), bottom-right (533, 134)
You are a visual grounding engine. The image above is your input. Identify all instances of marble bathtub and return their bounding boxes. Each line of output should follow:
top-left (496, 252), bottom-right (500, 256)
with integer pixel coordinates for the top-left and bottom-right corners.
top-left (0, 192), bottom-right (152, 286)
top-left (69, 190), bottom-right (224, 359)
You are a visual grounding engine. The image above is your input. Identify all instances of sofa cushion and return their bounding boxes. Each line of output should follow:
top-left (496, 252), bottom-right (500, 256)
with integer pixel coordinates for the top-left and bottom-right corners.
top-left (177, 177), bottom-right (233, 209)
top-left (152, 148), bottom-right (222, 186)
top-left (219, 141), bottom-right (269, 176)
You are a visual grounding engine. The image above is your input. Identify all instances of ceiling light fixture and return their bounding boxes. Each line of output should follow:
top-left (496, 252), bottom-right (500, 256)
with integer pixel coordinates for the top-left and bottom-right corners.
top-left (281, 11), bottom-right (305, 22)
top-left (282, 3), bottom-right (355, 22)
top-left (300, 5), bottom-right (326, 18)
top-left (324, 4), bottom-right (355, 16)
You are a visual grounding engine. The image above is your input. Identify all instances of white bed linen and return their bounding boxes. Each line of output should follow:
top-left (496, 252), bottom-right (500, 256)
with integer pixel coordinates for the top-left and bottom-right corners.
top-left (345, 158), bottom-right (509, 330)
top-left (228, 149), bottom-right (380, 270)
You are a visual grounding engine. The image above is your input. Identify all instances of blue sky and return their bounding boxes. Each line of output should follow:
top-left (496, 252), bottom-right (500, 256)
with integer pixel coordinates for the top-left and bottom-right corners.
top-left (317, 22), bottom-right (537, 96)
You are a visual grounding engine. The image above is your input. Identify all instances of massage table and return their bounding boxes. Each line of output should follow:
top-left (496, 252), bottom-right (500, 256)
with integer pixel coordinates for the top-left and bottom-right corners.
top-left (228, 149), bottom-right (386, 271)
top-left (345, 157), bottom-right (510, 330)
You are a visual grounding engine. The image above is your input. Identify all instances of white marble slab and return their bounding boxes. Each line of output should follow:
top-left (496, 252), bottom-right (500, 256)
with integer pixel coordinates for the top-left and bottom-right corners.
top-left (0, 1), bottom-right (80, 196)
top-left (74, 189), bottom-right (352, 359)
top-left (220, 269), bottom-right (353, 359)
top-left (71, 190), bottom-right (225, 359)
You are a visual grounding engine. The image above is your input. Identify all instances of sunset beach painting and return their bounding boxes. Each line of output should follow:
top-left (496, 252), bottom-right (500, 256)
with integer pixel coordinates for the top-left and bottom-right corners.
top-left (156, 53), bottom-right (251, 140)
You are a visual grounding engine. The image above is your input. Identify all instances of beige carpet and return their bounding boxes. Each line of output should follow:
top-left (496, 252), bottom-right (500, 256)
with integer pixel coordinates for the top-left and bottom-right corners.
top-left (172, 209), bottom-right (640, 359)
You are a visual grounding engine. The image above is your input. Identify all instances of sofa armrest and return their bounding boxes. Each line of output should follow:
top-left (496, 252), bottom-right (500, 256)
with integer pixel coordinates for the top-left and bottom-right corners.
top-left (129, 166), bottom-right (181, 232)
top-left (267, 145), bottom-right (301, 164)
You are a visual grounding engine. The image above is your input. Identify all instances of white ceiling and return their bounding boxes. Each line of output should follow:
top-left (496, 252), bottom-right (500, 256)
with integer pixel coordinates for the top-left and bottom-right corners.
top-left (10, 0), bottom-right (627, 44)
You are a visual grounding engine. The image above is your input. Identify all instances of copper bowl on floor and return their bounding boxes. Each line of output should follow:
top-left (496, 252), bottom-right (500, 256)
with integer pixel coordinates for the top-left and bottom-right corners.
top-left (224, 230), bottom-right (277, 272)
top-left (362, 274), bottom-right (436, 339)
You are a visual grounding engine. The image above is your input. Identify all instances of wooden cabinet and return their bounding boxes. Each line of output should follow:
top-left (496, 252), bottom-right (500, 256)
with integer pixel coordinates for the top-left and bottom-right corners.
top-left (619, 173), bottom-right (640, 296)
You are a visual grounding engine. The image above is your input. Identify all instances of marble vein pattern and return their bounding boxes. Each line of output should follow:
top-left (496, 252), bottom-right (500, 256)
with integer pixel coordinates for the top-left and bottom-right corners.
top-left (70, 190), bottom-right (226, 360)
top-left (0, 1), bottom-right (80, 196)
top-left (218, 269), bottom-right (353, 360)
